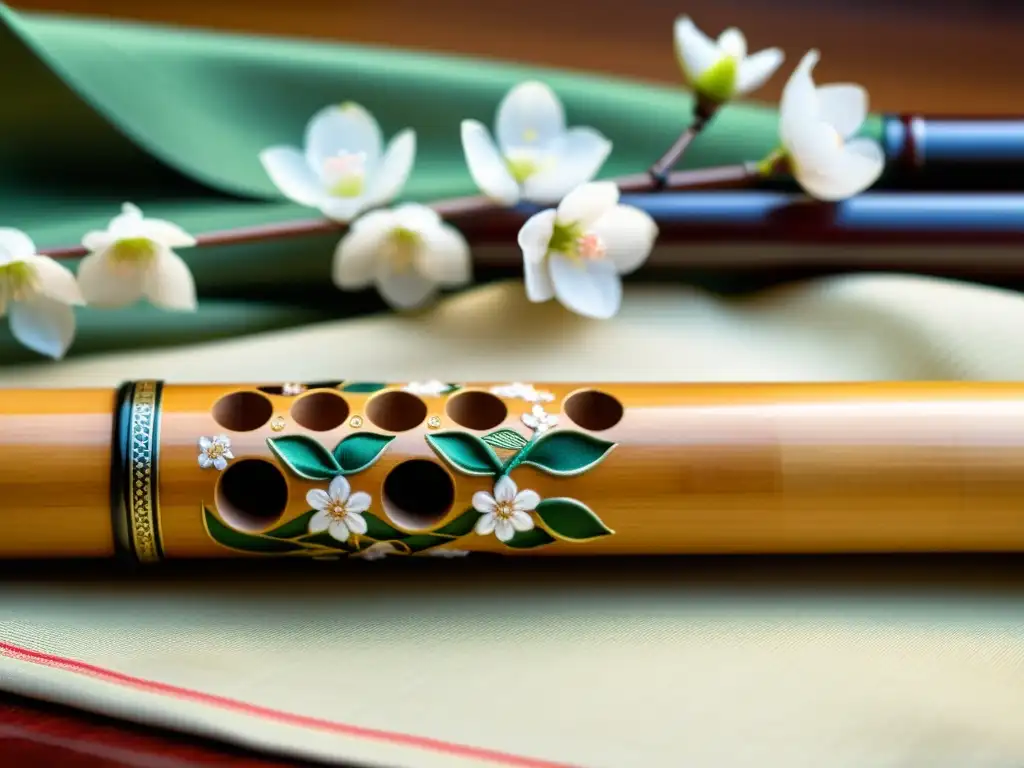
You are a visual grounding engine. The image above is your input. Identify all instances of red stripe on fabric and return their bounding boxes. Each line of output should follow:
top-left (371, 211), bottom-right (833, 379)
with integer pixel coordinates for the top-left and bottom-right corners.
top-left (0, 642), bottom-right (575, 768)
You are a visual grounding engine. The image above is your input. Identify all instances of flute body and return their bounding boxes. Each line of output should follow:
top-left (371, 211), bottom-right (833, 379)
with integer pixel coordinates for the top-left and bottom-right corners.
top-left (4, 380), bottom-right (1024, 562)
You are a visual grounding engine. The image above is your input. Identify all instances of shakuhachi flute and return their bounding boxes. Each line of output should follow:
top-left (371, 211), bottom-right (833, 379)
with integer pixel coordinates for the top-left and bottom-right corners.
top-left (5, 380), bottom-right (1024, 562)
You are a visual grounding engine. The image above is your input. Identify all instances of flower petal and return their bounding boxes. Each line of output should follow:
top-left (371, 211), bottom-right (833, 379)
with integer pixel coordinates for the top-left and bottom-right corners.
top-left (327, 519), bottom-right (352, 542)
top-left (213, 457), bottom-right (228, 471)
top-left (319, 196), bottom-right (368, 224)
top-left (375, 264), bottom-right (437, 311)
top-left (588, 204), bottom-right (659, 275)
top-left (107, 203), bottom-right (149, 239)
top-left (136, 218), bottom-right (197, 250)
top-left (780, 50), bottom-right (821, 153)
top-left (549, 251), bottom-right (622, 320)
top-left (473, 491), bottom-right (497, 514)
top-left (416, 223), bottom-right (471, 287)
top-left (365, 129), bottom-right (417, 208)
top-left (198, 454), bottom-right (213, 469)
top-left (716, 28), bottom-right (747, 59)
top-left (306, 489), bottom-right (332, 511)
top-left (494, 474), bottom-right (517, 503)
top-left (346, 491), bottom-right (372, 514)
top-left (143, 250), bottom-right (197, 311)
top-left (495, 81), bottom-right (566, 154)
top-left (304, 103), bottom-right (384, 172)
top-left (816, 84), bottom-right (868, 139)
top-left (737, 48), bottom-right (784, 95)
top-left (674, 16), bottom-right (720, 81)
top-left (344, 510), bottom-right (368, 535)
top-left (474, 512), bottom-right (497, 536)
top-left (26, 256), bottom-right (85, 306)
top-left (517, 209), bottom-right (556, 302)
top-left (8, 295), bottom-right (76, 360)
top-left (308, 509), bottom-right (331, 533)
top-left (556, 181), bottom-right (619, 228)
top-left (522, 413), bottom-right (539, 429)
top-left (460, 120), bottom-right (520, 205)
top-left (391, 203), bottom-right (442, 233)
top-left (328, 474), bottom-right (351, 503)
top-left (0, 228), bottom-right (36, 263)
top-left (495, 519), bottom-right (515, 542)
top-left (510, 510), bottom-right (535, 532)
top-left (513, 489), bottom-right (541, 512)
top-left (332, 210), bottom-right (393, 290)
top-left (521, 128), bottom-right (612, 205)
top-left (258, 146), bottom-right (324, 207)
top-left (76, 252), bottom-right (145, 308)
top-left (199, 436), bottom-right (213, 450)
top-left (81, 231), bottom-right (114, 253)
top-left (797, 137), bottom-right (885, 201)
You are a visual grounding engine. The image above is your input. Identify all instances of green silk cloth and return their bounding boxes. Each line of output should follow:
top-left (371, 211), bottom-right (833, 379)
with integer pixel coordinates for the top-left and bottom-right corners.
top-left (0, 3), bottom-right (878, 363)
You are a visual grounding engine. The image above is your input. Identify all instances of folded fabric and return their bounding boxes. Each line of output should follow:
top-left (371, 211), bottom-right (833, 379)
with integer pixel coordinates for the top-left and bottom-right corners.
top-left (0, 2), bottom-right (885, 364)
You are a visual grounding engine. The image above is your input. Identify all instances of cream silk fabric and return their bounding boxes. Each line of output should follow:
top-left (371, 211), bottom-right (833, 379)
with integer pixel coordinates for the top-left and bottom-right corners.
top-left (2, 275), bottom-right (1024, 767)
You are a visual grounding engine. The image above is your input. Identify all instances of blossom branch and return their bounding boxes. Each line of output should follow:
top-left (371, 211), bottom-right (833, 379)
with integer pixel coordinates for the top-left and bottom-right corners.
top-left (39, 163), bottom-right (758, 261)
top-left (648, 102), bottom-right (719, 185)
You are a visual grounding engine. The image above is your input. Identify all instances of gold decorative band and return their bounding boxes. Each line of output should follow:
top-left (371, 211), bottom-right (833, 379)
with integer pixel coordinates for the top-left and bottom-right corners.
top-left (126, 380), bottom-right (163, 563)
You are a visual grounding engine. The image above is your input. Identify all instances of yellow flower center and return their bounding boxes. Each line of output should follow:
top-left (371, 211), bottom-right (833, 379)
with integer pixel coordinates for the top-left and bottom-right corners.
top-left (548, 223), bottom-right (606, 265)
top-left (326, 501), bottom-right (349, 520)
top-left (205, 443), bottom-right (227, 459)
top-left (110, 237), bottom-right (157, 265)
top-left (0, 261), bottom-right (38, 301)
top-left (494, 500), bottom-right (516, 520)
top-left (323, 152), bottom-right (366, 198)
top-left (504, 148), bottom-right (555, 184)
top-left (383, 227), bottom-right (421, 274)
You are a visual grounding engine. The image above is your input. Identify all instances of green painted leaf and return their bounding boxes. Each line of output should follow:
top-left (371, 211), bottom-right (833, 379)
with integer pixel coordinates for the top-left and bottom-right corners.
top-left (521, 431), bottom-right (616, 476)
top-left (362, 512), bottom-right (405, 540)
top-left (400, 534), bottom-right (457, 553)
top-left (203, 508), bottom-right (309, 554)
top-left (425, 431), bottom-right (503, 476)
top-left (264, 510), bottom-right (316, 539)
top-left (482, 428), bottom-right (529, 451)
top-left (433, 508), bottom-right (480, 537)
top-left (445, 384), bottom-right (462, 394)
top-left (504, 527), bottom-right (556, 549)
top-left (298, 531), bottom-right (356, 552)
top-left (535, 498), bottom-right (614, 541)
top-left (267, 435), bottom-right (342, 480)
top-left (340, 382), bottom-right (389, 393)
top-left (333, 432), bottom-right (395, 474)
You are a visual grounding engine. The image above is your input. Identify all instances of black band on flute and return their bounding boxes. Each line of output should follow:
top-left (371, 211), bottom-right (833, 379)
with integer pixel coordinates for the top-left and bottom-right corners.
top-left (111, 380), bottom-right (165, 563)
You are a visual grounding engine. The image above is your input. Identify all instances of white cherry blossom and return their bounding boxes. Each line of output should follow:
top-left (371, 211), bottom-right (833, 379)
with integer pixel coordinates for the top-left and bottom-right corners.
top-left (306, 475), bottom-right (371, 543)
top-left (0, 228), bottom-right (84, 359)
top-left (197, 435), bottom-right (233, 471)
top-left (674, 16), bottom-right (783, 103)
top-left (517, 181), bottom-right (658, 319)
top-left (403, 380), bottom-right (454, 397)
top-left (489, 382), bottom-right (554, 403)
top-left (522, 404), bottom-right (558, 434)
top-left (778, 50), bottom-right (885, 201)
top-left (78, 203), bottom-right (197, 311)
top-left (461, 81), bottom-right (612, 206)
top-left (260, 102), bottom-right (416, 223)
top-left (333, 204), bottom-right (471, 310)
top-left (472, 475), bottom-right (540, 543)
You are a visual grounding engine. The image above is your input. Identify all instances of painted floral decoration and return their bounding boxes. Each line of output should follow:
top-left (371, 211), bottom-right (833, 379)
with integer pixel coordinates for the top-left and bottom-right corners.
top-left (198, 435), bottom-right (234, 471)
top-left (490, 382), bottom-right (555, 403)
top-left (522, 403), bottom-right (558, 433)
top-left (403, 380), bottom-right (456, 397)
top-left (306, 475), bottom-right (371, 543)
top-left (472, 476), bottom-right (540, 542)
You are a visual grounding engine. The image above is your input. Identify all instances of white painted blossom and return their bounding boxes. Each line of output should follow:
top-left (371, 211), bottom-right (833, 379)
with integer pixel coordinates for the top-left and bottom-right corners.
top-left (403, 380), bottom-right (454, 397)
top-left (354, 541), bottom-right (400, 561)
top-left (461, 81), bottom-right (612, 206)
top-left (0, 228), bottom-right (84, 359)
top-left (489, 382), bottom-right (554, 403)
top-left (197, 435), bottom-right (233, 470)
top-left (333, 204), bottom-right (471, 310)
top-left (260, 103), bottom-right (416, 223)
top-left (78, 203), bottom-right (197, 311)
top-left (522, 404), bottom-right (558, 434)
top-left (425, 549), bottom-right (470, 558)
top-left (307, 475), bottom-right (371, 543)
top-left (674, 16), bottom-right (783, 103)
top-left (778, 50), bottom-right (885, 201)
top-left (281, 382), bottom-right (307, 396)
top-left (472, 475), bottom-right (539, 543)
top-left (517, 181), bottom-right (658, 319)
